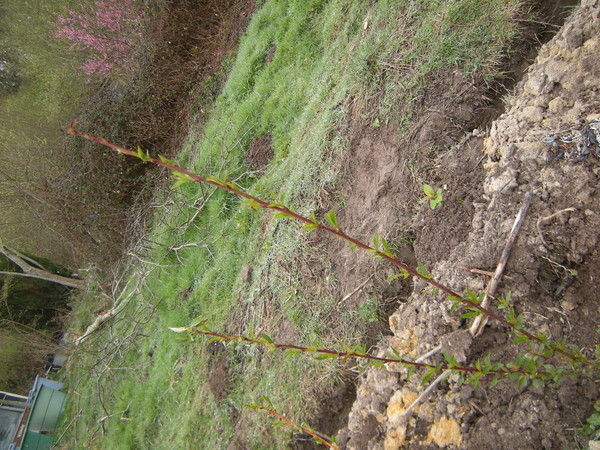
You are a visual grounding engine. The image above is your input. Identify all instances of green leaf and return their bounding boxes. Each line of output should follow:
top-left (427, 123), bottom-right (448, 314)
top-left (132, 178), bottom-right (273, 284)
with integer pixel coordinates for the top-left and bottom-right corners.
top-left (302, 222), bottom-right (319, 231)
top-left (517, 376), bottom-right (529, 388)
top-left (387, 269), bottom-right (410, 281)
top-left (243, 199), bottom-right (264, 210)
top-left (449, 301), bottom-right (462, 313)
top-left (260, 396), bottom-right (275, 410)
top-left (315, 353), bottom-right (338, 361)
top-left (421, 367), bottom-right (437, 384)
top-left (171, 171), bottom-right (195, 189)
top-left (207, 175), bottom-right (228, 187)
top-left (324, 209), bottom-right (339, 230)
top-left (372, 232), bottom-right (380, 249)
top-left (416, 263), bottom-right (432, 279)
top-left (368, 361), bottom-right (386, 369)
top-left (443, 352), bottom-right (458, 367)
top-left (260, 333), bottom-right (274, 345)
top-left (532, 378), bottom-right (543, 388)
top-left (190, 318), bottom-right (209, 329)
top-left (430, 192), bottom-right (443, 210)
top-left (274, 211), bottom-right (294, 220)
top-left (158, 154), bottom-right (175, 165)
top-left (423, 184), bottom-right (435, 198)
top-left (381, 236), bottom-right (392, 255)
top-left (136, 146), bottom-right (151, 162)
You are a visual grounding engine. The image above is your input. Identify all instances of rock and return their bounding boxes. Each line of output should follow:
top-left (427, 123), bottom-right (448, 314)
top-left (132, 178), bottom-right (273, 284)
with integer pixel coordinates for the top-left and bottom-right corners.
top-left (424, 416), bottom-right (462, 447)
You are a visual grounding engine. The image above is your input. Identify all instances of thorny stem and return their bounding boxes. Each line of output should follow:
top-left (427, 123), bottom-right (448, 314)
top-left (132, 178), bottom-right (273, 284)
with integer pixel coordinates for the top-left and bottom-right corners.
top-left (252, 404), bottom-right (339, 449)
top-left (68, 123), bottom-right (589, 366)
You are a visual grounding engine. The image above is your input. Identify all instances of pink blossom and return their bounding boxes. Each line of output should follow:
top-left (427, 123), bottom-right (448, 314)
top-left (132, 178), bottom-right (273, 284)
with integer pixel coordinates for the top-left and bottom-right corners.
top-left (52, 0), bottom-right (142, 81)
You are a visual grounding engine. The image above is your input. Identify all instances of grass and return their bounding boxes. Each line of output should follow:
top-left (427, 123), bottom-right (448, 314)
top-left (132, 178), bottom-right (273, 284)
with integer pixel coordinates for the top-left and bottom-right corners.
top-left (60, 0), bottom-right (527, 447)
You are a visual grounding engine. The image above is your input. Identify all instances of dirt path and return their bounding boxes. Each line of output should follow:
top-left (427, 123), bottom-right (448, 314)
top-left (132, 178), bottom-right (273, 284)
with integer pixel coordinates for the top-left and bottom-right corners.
top-left (318, 1), bottom-right (600, 448)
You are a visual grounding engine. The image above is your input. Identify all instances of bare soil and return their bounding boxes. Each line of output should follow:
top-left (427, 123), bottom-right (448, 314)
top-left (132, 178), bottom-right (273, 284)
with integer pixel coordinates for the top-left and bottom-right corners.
top-left (326, 1), bottom-right (600, 448)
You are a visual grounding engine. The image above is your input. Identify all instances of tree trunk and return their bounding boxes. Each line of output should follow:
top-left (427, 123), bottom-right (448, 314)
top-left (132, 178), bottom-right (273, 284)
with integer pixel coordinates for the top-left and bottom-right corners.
top-left (0, 245), bottom-right (86, 290)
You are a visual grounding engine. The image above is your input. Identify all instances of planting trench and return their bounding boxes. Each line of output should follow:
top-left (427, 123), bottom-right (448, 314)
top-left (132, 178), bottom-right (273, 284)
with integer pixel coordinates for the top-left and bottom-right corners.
top-left (302, 1), bottom-right (600, 448)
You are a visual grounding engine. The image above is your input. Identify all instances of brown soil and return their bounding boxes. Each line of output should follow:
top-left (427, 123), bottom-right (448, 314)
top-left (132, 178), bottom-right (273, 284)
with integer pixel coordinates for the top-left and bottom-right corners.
top-left (334, 1), bottom-right (600, 449)
top-left (207, 341), bottom-right (232, 402)
top-left (246, 134), bottom-right (274, 174)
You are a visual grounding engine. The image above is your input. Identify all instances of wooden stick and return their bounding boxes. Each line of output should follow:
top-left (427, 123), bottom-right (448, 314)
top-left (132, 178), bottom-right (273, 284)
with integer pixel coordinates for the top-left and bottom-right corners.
top-left (401, 370), bottom-right (451, 418)
top-left (470, 192), bottom-right (533, 337)
top-left (339, 274), bottom-right (374, 304)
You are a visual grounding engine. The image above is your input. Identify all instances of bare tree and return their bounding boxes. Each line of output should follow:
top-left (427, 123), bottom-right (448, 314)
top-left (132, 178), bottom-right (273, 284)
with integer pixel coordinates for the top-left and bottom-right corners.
top-left (0, 244), bottom-right (85, 289)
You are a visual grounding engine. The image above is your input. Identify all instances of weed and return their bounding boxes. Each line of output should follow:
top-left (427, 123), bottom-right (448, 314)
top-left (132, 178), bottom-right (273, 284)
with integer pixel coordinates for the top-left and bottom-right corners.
top-left (421, 184), bottom-right (443, 210)
top-left (357, 297), bottom-right (381, 323)
top-left (579, 401), bottom-right (600, 442)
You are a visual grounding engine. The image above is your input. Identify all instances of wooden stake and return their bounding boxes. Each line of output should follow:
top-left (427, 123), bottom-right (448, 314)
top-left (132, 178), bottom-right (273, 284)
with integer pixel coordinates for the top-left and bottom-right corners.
top-left (470, 192), bottom-right (533, 337)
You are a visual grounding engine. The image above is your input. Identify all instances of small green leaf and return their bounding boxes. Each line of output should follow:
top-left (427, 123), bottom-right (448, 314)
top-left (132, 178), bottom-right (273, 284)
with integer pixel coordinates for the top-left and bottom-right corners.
top-left (243, 199), bottom-right (264, 210)
top-left (136, 146), bottom-right (151, 162)
top-left (315, 353), bottom-right (338, 361)
top-left (372, 232), bottom-right (380, 250)
top-left (171, 172), bottom-right (195, 189)
top-left (443, 352), bottom-right (458, 367)
top-left (324, 209), bottom-right (339, 230)
top-left (190, 318), bottom-right (209, 329)
top-left (421, 368), bottom-right (436, 385)
top-left (532, 378), bottom-right (543, 388)
top-left (302, 222), bottom-right (319, 231)
top-left (423, 184), bottom-right (435, 198)
top-left (274, 211), bottom-right (294, 220)
top-left (517, 376), bottom-right (529, 388)
top-left (387, 269), bottom-right (410, 281)
top-left (260, 333), bottom-right (274, 345)
top-left (381, 236), bottom-right (392, 255)
top-left (261, 396), bottom-right (275, 410)
top-left (416, 263), bottom-right (432, 279)
top-left (158, 154), bottom-right (175, 165)
top-left (207, 176), bottom-right (227, 186)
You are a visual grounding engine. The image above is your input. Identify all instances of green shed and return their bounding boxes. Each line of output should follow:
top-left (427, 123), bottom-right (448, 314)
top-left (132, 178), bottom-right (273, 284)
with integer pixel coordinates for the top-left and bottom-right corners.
top-left (2, 376), bottom-right (68, 450)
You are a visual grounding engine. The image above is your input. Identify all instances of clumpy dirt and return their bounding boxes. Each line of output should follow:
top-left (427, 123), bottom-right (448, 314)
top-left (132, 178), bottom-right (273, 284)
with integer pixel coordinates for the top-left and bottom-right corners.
top-left (333, 1), bottom-right (600, 449)
top-left (207, 341), bottom-right (232, 402)
top-left (246, 134), bottom-right (274, 174)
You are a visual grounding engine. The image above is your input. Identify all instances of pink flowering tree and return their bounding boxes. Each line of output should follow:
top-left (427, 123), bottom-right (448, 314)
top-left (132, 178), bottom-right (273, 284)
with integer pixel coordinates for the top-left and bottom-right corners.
top-left (53, 0), bottom-right (142, 80)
